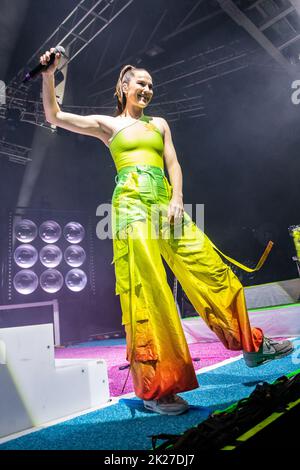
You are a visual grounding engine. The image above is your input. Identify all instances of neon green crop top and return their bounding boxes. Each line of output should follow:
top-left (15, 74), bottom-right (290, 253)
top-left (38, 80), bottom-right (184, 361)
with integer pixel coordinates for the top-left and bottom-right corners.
top-left (108, 117), bottom-right (164, 172)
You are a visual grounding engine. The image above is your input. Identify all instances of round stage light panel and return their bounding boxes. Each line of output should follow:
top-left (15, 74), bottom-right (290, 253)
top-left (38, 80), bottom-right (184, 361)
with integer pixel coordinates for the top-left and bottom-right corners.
top-left (13, 270), bottom-right (39, 295)
top-left (14, 244), bottom-right (38, 268)
top-left (65, 268), bottom-right (87, 292)
top-left (40, 269), bottom-right (64, 293)
top-left (64, 245), bottom-right (86, 267)
top-left (15, 219), bottom-right (38, 243)
top-left (39, 221), bottom-right (62, 243)
top-left (40, 245), bottom-right (62, 268)
top-left (63, 222), bottom-right (85, 244)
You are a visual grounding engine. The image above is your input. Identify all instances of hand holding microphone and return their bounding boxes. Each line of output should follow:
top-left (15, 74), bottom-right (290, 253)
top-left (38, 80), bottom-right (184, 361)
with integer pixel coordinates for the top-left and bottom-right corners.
top-left (40, 47), bottom-right (62, 75)
top-left (23, 46), bottom-right (66, 82)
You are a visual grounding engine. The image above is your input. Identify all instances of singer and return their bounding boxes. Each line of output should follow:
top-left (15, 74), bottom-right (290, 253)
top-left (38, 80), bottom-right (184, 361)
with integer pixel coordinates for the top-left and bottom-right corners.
top-left (41, 48), bottom-right (293, 415)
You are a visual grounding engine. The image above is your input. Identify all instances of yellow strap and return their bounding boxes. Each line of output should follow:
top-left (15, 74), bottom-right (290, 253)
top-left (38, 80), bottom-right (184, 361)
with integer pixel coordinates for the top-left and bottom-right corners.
top-left (211, 240), bottom-right (274, 273)
top-left (121, 228), bottom-right (137, 394)
top-left (128, 232), bottom-right (137, 342)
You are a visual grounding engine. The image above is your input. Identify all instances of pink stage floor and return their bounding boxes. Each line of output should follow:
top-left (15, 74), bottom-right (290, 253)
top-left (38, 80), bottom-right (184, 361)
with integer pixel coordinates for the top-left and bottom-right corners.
top-left (55, 340), bottom-right (241, 397)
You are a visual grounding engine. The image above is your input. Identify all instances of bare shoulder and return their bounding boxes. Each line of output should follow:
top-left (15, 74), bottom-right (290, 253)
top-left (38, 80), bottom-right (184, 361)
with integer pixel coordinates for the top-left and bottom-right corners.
top-left (152, 116), bottom-right (173, 140)
top-left (95, 114), bottom-right (118, 132)
top-left (94, 115), bottom-right (123, 145)
top-left (151, 116), bottom-right (171, 136)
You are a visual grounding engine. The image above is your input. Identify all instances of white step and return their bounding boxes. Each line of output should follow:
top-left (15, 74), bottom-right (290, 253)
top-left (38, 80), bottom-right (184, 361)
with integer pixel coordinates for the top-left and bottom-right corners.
top-left (0, 324), bottom-right (109, 438)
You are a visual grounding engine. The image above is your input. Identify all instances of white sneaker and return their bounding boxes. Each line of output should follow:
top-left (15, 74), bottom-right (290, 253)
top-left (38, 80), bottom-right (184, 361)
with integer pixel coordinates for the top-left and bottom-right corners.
top-left (243, 337), bottom-right (294, 368)
top-left (143, 394), bottom-right (189, 415)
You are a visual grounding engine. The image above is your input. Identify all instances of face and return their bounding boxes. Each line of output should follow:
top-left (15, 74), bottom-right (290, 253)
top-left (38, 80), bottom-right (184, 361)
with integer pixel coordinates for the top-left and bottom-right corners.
top-left (123, 70), bottom-right (153, 109)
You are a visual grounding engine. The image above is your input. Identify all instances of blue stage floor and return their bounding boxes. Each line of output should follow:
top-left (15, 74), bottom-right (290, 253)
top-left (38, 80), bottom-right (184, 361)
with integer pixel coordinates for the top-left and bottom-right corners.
top-left (1, 337), bottom-right (299, 450)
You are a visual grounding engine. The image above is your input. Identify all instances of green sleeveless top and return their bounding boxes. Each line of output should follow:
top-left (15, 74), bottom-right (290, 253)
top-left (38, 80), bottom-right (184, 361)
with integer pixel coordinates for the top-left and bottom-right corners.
top-left (108, 116), bottom-right (164, 172)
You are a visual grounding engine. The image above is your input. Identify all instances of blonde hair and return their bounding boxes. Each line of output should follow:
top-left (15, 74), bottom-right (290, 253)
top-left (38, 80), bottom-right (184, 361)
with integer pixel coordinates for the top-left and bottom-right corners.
top-left (114, 64), bottom-right (146, 116)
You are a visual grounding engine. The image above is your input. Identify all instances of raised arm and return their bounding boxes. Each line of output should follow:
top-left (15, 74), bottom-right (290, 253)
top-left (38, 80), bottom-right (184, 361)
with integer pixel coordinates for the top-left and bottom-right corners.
top-left (41, 48), bottom-right (113, 143)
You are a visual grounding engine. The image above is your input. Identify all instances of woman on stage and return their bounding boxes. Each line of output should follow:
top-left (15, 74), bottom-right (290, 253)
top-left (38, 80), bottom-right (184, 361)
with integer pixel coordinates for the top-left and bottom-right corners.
top-left (41, 48), bottom-right (293, 416)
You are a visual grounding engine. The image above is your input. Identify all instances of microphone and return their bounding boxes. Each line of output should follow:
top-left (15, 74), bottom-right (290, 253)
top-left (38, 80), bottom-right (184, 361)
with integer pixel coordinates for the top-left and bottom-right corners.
top-left (22, 46), bottom-right (67, 83)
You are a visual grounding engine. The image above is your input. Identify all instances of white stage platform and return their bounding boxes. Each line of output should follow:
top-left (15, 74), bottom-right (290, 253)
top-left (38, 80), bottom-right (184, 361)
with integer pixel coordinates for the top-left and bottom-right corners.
top-left (0, 324), bottom-right (110, 438)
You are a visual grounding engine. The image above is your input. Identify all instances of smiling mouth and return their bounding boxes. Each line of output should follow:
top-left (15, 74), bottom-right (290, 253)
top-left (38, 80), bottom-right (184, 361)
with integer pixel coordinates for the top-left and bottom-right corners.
top-left (137, 94), bottom-right (150, 102)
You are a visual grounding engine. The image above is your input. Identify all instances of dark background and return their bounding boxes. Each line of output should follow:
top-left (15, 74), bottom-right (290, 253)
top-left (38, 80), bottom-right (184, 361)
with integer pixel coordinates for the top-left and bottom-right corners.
top-left (1, 0), bottom-right (300, 342)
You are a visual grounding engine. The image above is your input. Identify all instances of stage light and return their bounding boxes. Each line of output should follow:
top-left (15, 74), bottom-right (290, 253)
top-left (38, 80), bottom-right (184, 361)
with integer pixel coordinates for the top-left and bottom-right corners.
top-left (64, 245), bottom-right (86, 267)
top-left (289, 225), bottom-right (300, 260)
top-left (65, 268), bottom-right (87, 292)
top-left (3, 209), bottom-right (122, 345)
top-left (289, 225), bottom-right (300, 276)
top-left (13, 269), bottom-right (39, 295)
top-left (14, 219), bottom-right (37, 243)
top-left (11, 215), bottom-right (88, 298)
top-left (39, 220), bottom-right (62, 243)
top-left (40, 269), bottom-right (64, 293)
top-left (63, 222), bottom-right (85, 244)
top-left (40, 245), bottom-right (63, 268)
top-left (14, 244), bottom-right (38, 268)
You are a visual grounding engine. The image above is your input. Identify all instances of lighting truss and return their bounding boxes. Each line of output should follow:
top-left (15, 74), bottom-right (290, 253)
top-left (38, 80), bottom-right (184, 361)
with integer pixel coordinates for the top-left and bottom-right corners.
top-left (138, 45), bottom-right (255, 121)
top-left (0, 0), bottom-right (134, 127)
top-left (3, 0), bottom-right (296, 138)
top-left (0, 100), bottom-right (115, 130)
top-left (1, 0), bottom-right (224, 130)
top-left (88, 36), bottom-right (256, 122)
top-left (218, 0), bottom-right (300, 75)
top-left (0, 140), bottom-right (32, 165)
top-left (87, 1), bottom-right (224, 88)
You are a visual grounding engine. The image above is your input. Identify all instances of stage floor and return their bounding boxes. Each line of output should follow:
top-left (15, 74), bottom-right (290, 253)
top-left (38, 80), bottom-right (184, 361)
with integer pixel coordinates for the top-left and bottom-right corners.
top-left (0, 335), bottom-right (299, 450)
top-left (55, 337), bottom-right (242, 397)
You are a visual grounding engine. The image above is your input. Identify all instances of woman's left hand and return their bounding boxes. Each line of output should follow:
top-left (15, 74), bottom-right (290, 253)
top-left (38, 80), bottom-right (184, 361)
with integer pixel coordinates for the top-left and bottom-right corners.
top-left (167, 195), bottom-right (184, 224)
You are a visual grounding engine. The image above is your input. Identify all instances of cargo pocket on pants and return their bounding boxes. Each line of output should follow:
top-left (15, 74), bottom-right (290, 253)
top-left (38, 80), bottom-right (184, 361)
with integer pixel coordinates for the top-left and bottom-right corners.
top-left (111, 237), bottom-right (141, 295)
top-left (132, 319), bottom-right (159, 363)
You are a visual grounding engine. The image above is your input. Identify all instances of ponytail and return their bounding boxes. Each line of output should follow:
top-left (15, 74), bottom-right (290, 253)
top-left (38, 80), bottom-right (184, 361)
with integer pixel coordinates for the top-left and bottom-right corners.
top-left (114, 64), bottom-right (136, 116)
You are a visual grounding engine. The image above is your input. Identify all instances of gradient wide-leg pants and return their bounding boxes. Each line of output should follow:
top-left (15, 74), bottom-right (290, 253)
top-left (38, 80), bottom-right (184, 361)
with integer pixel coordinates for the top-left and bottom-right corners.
top-left (111, 165), bottom-right (263, 400)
